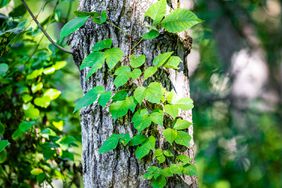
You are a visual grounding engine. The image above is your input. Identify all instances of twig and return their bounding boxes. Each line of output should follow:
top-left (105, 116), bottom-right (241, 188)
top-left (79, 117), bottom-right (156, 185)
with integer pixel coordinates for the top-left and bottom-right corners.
top-left (21, 0), bottom-right (72, 54)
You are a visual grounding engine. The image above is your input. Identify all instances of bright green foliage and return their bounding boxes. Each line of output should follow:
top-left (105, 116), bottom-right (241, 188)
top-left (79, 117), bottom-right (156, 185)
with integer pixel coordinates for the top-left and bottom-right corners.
top-left (98, 91), bottom-right (112, 107)
top-left (30, 168), bottom-right (43, 175)
top-left (150, 110), bottom-right (164, 126)
top-left (144, 66), bottom-right (157, 80)
top-left (174, 119), bottom-right (192, 130)
top-left (0, 140), bottom-right (9, 152)
top-left (80, 52), bottom-right (105, 70)
top-left (133, 86), bottom-right (146, 104)
top-left (162, 9), bottom-right (201, 33)
top-left (145, 82), bottom-right (163, 104)
top-left (132, 109), bottom-right (152, 132)
top-left (130, 55), bottom-right (146, 68)
top-left (60, 16), bottom-right (89, 41)
top-left (98, 134), bottom-right (121, 154)
top-left (135, 136), bottom-right (155, 159)
top-left (93, 10), bottom-right (107, 24)
top-left (130, 69), bottom-right (142, 80)
top-left (110, 97), bottom-right (136, 119)
top-left (92, 39), bottom-right (112, 51)
top-left (142, 29), bottom-right (159, 40)
top-left (105, 48), bottom-right (124, 69)
top-left (164, 104), bottom-right (179, 119)
top-left (175, 131), bottom-right (191, 147)
top-left (0, 0), bottom-right (10, 8)
top-left (174, 97), bottom-right (194, 110)
top-left (145, 0), bottom-right (167, 24)
top-left (153, 52), bottom-right (173, 67)
top-left (164, 56), bottom-right (182, 69)
top-left (74, 86), bottom-right (105, 112)
top-left (130, 134), bottom-right (147, 146)
top-left (163, 128), bottom-right (178, 144)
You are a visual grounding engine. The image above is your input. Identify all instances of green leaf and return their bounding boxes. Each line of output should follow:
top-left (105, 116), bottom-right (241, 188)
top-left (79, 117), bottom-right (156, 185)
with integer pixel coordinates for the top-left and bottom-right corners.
top-left (176, 154), bottom-right (191, 164)
top-left (150, 110), bottom-right (164, 126)
top-left (26, 68), bottom-right (43, 80)
top-left (164, 104), bottom-right (178, 119)
top-left (114, 75), bottom-right (130, 88)
top-left (34, 96), bottom-right (51, 108)
top-left (153, 52), bottom-right (173, 67)
top-left (130, 69), bottom-right (142, 80)
top-left (161, 167), bottom-right (173, 177)
top-left (162, 9), bottom-right (201, 33)
top-left (164, 56), bottom-right (182, 69)
top-left (80, 51), bottom-right (105, 70)
top-left (132, 109), bottom-right (151, 132)
top-left (104, 48), bottom-right (124, 69)
top-left (0, 140), bottom-right (9, 152)
top-left (133, 86), bottom-right (146, 104)
top-left (175, 131), bottom-right (191, 147)
top-left (173, 119), bottom-right (192, 130)
top-left (53, 61), bottom-right (67, 70)
top-left (43, 89), bottom-right (61, 100)
top-left (174, 97), bottom-right (194, 110)
top-left (93, 10), bottom-right (107, 24)
top-left (142, 29), bottom-right (159, 40)
top-left (92, 39), bottom-right (112, 51)
top-left (23, 103), bottom-right (40, 119)
top-left (135, 136), bottom-right (155, 160)
top-left (112, 90), bottom-right (128, 102)
top-left (74, 86), bottom-right (105, 112)
top-left (114, 66), bottom-right (131, 75)
top-left (130, 134), bottom-right (147, 146)
top-left (145, 82), bottom-right (163, 104)
top-left (152, 175), bottom-right (167, 188)
top-left (98, 91), bottom-right (112, 107)
top-left (144, 166), bottom-right (161, 180)
top-left (31, 82), bottom-right (43, 93)
top-left (74, 11), bottom-right (99, 17)
top-left (31, 168), bottom-right (43, 175)
top-left (110, 97), bottom-right (136, 119)
top-left (183, 165), bottom-right (197, 176)
top-left (163, 150), bottom-right (174, 157)
top-left (60, 16), bottom-right (89, 40)
top-left (12, 121), bottom-right (35, 140)
top-left (163, 128), bottom-right (177, 144)
top-left (98, 134), bottom-right (120, 154)
top-left (129, 55), bottom-right (146, 68)
top-left (144, 66), bottom-right (157, 80)
top-left (0, 63), bottom-right (9, 76)
top-left (119, 133), bottom-right (131, 145)
top-left (0, 0), bottom-right (10, 8)
top-left (145, 0), bottom-right (167, 24)
top-left (169, 164), bottom-right (183, 175)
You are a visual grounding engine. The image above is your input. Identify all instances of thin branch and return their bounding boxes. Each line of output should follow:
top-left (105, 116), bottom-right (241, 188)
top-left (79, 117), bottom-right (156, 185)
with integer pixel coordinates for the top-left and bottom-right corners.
top-left (21, 0), bottom-right (72, 54)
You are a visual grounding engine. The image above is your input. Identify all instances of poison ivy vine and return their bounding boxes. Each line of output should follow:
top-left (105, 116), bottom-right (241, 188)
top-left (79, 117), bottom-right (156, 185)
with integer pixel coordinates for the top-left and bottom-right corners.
top-left (61, 0), bottom-right (201, 187)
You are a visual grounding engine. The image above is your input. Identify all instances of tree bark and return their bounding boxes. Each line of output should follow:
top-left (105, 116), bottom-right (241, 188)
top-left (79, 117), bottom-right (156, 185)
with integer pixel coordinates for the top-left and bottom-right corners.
top-left (70, 0), bottom-right (196, 187)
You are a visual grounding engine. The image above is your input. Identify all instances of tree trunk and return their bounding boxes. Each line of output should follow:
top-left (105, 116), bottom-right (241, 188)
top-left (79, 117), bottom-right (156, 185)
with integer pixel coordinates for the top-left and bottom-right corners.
top-left (70, 0), bottom-right (196, 187)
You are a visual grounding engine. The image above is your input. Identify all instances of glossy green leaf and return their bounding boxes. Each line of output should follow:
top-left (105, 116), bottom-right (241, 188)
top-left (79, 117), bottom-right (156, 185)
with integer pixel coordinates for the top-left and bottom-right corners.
top-left (74, 86), bottom-right (105, 112)
top-left (130, 134), bottom-right (147, 146)
top-left (112, 90), bottom-right (128, 102)
top-left (132, 109), bottom-right (151, 132)
top-left (163, 128), bottom-right (177, 144)
top-left (169, 164), bottom-right (183, 175)
top-left (23, 103), bottom-right (40, 119)
top-left (175, 131), bottom-right (191, 147)
top-left (104, 48), bottom-right (124, 69)
top-left (142, 29), bottom-right (159, 40)
top-left (43, 89), bottom-right (61, 100)
top-left (34, 96), bottom-right (51, 108)
top-left (144, 166), bottom-right (161, 180)
top-left (145, 82), bottom-right (163, 104)
top-left (31, 82), bottom-right (43, 93)
top-left (162, 9), bottom-right (201, 33)
top-left (164, 56), bottom-right (182, 69)
top-left (114, 75), bottom-right (130, 88)
top-left (145, 0), bottom-right (167, 24)
top-left (130, 69), bottom-right (142, 80)
top-left (163, 150), bottom-right (174, 157)
top-left (80, 51), bottom-right (105, 70)
top-left (0, 140), bottom-right (9, 153)
top-left (173, 119), bottom-right (192, 130)
top-left (176, 154), bottom-right (191, 164)
top-left (12, 121), bottom-right (34, 140)
top-left (93, 10), bottom-right (107, 24)
top-left (153, 52), bottom-right (173, 67)
top-left (92, 39), bottom-right (112, 51)
top-left (130, 55), bottom-right (146, 68)
top-left (98, 91), bottom-right (112, 107)
top-left (144, 66), bottom-right (157, 80)
top-left (26, 68), bottom-right (43, 80)
top-left (60, 16), bottom-right (89, 40)
top-left (133, 86), bottom-right (146, 104)
top-left (150, 110), bottom-right (164, 126)
top-left (174, 97), bottom-right (194, 110)
top-left (114, 66), bottom-right (131, 75)
top-left (152, 175), bottom-right (167, 188)
top-left (110, 97), bottom-right (136, 119)
top-left (164, 104), bottom-right (178, 119)
top-left (31, 168), bottom-right (43, 175)
top-left (98, 134), bottom-right (120, 154)
top-left (135, 136), bottom-right (155, 160)
top-left (119, 133), bottom-right (131, 145)
top-left (0, 63), bottom-right (8, 76)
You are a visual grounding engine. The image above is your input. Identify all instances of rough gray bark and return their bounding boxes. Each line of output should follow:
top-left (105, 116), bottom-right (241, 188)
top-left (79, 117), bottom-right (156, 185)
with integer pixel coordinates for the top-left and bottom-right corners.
top-left (70, 0), bottom-right (196, 187)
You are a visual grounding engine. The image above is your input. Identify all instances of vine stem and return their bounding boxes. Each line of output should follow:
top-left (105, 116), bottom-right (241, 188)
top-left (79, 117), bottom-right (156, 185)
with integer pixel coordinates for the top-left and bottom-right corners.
top-left (21, 0), bottom-right (72, 54)
top-left (130, 38), bottom-right (143, 52)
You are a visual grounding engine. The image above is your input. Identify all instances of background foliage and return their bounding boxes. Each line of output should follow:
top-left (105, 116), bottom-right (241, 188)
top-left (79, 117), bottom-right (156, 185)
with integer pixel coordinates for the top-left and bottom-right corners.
top-left (0, 0), bottom-right (281, 187)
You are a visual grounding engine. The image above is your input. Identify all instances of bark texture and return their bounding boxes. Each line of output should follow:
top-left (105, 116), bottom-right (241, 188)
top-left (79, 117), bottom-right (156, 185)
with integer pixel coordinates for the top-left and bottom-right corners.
top-left (70, 0), bottom-right (196, 187)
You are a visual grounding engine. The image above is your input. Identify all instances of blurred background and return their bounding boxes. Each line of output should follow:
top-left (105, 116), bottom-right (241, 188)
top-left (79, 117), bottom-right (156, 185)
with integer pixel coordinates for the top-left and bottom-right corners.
top-left (0, 0), bottom-right (281, 187)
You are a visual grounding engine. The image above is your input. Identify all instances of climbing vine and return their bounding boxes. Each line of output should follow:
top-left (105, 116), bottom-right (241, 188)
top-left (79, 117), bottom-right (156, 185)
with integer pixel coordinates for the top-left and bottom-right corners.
top-left (61, 0), bottom-right (201, 187)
